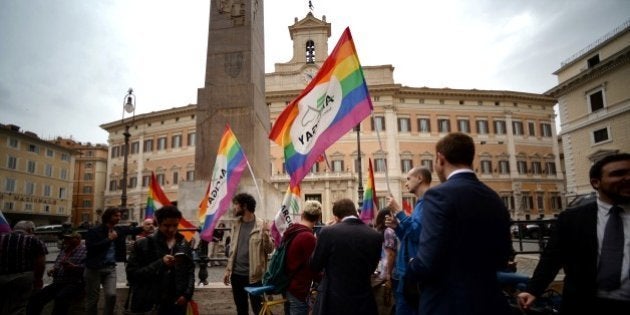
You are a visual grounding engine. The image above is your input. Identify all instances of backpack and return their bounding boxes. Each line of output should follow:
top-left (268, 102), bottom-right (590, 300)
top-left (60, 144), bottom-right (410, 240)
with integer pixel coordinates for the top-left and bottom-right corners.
top-left (262, 232), bottom-right (298, 294)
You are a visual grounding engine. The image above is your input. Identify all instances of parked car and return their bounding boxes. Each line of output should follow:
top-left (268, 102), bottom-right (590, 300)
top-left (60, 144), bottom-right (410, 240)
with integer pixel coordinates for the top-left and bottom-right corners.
top-left (511, 222), bottom-right (554, 239)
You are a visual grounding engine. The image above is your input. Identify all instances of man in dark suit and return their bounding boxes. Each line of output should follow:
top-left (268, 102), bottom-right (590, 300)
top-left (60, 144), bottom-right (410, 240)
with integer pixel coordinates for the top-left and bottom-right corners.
top-left (518, 153), bottom-right (630, 314)
top-left (407, 132), bottom-right (512, 315)
top-left (310, 198), bottom-right (383, 315)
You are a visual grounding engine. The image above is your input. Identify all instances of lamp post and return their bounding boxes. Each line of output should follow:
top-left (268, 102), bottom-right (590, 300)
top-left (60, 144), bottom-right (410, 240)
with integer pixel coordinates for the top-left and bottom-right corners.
top-left (121, 88), bottom-right (136, 220)
top-left (356, 124), bottom-right (364, 208)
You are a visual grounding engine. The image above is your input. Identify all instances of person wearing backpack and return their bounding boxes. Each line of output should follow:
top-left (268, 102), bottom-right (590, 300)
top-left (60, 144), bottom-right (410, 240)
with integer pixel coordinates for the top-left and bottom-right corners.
top-left (283, 200), bottom-right (322, 315)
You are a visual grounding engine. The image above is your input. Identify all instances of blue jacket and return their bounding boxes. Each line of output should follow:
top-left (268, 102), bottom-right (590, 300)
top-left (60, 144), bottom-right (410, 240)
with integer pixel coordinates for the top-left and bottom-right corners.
top-left (394, 198), bottom-right (423, 281)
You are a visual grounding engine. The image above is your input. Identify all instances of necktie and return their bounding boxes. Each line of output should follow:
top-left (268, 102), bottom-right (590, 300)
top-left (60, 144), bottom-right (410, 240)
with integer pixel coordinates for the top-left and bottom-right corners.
top-left (597, 205), bottom-right (624, 291)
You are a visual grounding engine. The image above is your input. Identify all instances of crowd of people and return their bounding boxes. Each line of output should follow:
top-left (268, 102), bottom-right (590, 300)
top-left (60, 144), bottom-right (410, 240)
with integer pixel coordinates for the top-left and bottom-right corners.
top-left (1, 133), bottom-right (628, 315)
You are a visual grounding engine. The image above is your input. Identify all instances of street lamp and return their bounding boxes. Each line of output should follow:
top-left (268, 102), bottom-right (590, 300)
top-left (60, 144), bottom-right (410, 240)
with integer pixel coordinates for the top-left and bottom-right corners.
top-left (121, 88), bottom-right (136, 219)
top-left (355, 124), bottom-right (364, 208)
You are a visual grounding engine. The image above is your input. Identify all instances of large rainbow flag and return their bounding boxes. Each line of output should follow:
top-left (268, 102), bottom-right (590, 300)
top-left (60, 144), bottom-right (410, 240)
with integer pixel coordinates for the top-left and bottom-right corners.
top-left (360, 158), bottom-right (377, 223)
top-left (269, 27), bottom-right (374, 186)
top-left (270, 184), bottom-right (301, 247)
top-left (199, 125), bottom-right (248, 242)
top-left (0, 209), bottom-right (11, 234)
top-left (144, 171), bottom-right (195, 241)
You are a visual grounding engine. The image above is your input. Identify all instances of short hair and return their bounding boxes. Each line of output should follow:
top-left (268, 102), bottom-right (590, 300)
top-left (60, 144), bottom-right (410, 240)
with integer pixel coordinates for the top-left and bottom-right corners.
top-left (589, 153), bottom-right (630, 180)
top-left (332, 198), bottom-right (358, 219)
top-left (232, 193), bottom-right (256, 213)
top-left (101, 207), bottom-right (122, 224)
top-left (435, 132), bottom-right (475, 166)
top-left (302, 200), bottom-right (322, 223)
top-left (410, 166), bottom-right (432, 183)
top-left (154, 205), bottom-right (182, 225)
top-left (13, 221), bottom-right (35, 233)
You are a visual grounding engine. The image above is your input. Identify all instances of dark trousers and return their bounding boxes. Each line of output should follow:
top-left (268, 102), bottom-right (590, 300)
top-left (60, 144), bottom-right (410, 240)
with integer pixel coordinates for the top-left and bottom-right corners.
top-left (27, 281), bottom-right (84, 315)
top-left (594, 297), bottom-right (630, 315)
top-left (230, 273), bottom-right (262, 315)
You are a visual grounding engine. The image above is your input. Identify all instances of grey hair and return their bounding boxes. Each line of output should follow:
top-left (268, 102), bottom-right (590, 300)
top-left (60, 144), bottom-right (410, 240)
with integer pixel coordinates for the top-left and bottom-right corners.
top-left (13, 220), bottom-right (36, 233)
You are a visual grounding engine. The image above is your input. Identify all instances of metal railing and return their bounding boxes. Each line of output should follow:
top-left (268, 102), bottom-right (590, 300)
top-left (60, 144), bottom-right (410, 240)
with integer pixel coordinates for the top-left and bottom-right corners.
top-left (511, 218), bottom-right (557, 255)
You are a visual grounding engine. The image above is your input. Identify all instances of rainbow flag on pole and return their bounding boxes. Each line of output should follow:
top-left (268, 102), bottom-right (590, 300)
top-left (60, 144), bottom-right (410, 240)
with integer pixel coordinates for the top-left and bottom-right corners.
top-left (144, 171), bottom-right (195, 241)
top-left (269, 27), bottom-right (373, 186)
top-left (0, 210), bottom-right (11, 234)
top-left (145, 172), bottom-right (171, 219)
top-left (270, 184), bottom-right (301, 247)
top-left (360, 158), bottom-right (377, 223)
top-left (199, 125), bottom-right (248, 242)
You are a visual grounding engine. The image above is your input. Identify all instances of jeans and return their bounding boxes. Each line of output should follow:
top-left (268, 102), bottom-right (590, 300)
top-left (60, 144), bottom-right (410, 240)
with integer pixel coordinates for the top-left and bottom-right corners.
top-left (85, 265), bottom-right (117, 315)
top-left (230, 273), bottom-right (263, 315)
top-left (287, 291), bottom-right (308, 315)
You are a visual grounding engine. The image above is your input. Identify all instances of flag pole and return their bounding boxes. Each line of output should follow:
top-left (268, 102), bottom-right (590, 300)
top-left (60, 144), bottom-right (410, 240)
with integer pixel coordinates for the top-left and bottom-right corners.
top-left (245, 160), bottom-right (263, 203)
top-left (372, 113), bottom-right (392, 194)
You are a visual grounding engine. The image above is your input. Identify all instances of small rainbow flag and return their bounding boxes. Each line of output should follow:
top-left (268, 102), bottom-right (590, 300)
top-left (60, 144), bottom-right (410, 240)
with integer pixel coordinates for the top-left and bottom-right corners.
top-left (145, 172), bottom-right (171, 219)
top-left (360, 158), bottom-right (377, 223)
top-left (144, 171), bottom-right (195, 241)
top-left (199, 125), bottom-right (248, 242)
top-left (269, 27), bottom-right (373, 186)
top-left (0, 210), bottom-right (11, 234)
top-left (270, 184), bottom-right (301, 247)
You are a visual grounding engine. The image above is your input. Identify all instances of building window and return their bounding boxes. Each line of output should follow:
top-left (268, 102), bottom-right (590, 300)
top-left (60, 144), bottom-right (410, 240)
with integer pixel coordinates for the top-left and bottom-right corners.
top-left (45, 164), bottom-right (53, 177)
top-left (550, 194), bottom-right (562, 210)
top-left (25, 182), bottom-right (35, 195)
top-left (372, 116), bottom-right (385, 131)
top-left (512, 121), bottom-right (524, 136)
top-left (398, 118), bottom-right (411, 132)
top-left (83, 173), bottom-right (93, 180)
top-left (457, 119), bottom-right (470, 133)
top-left (4, 202), bottom-right (14, 211)
top-left (305, 40), bottom-right (315, 64)
top-left (499, 160), bottom-right (510, 174)
top-left (438, 119), bottom-right (450, 133)
top-left (540, 123), bottom-right (552, 137)
top-left (374, 158), bottom-right (387, 172)
top-left (27, 160), bottom-right (36, 173)
top-left (476, 120), bottom-right (488, 134)
top-left (421, 159), bottom-right (433, 172)
top-left (60, 169), bottom-right (67, 180)
top-left (144, 139), bottom-right (153, 152)
top-left (481, 160), bottom-right (492, 174)
top-left (186, 171), bottom-right (194, 181)
top-left (24, 203), bottom-right (33, 211)
top-left (131, 141), bottom-right (140, 154)
top-left (332, 160), bottom-right (344, 172)
top-left (593, 127), bottom-right (610, 144)
top-left (587, 54), bottom-right (600, 68)
top-left (310, 163), bottom-right (320, 173)
top-left (7, 156), bottom-right (17, 170)
top-left (82, 186), bottom-right (93, 194)
top-left (172, 135), bottom-right (182, 149)
top-left (59, 187), bottom-right (66, 199)
top-left (494, 120), bottom-right (506, 135)
top-left (157, 137), bottom-right (167, 150)
top-left (522, 194), bottom-right (534, 210)
top-left (517, 161), bottom-right (528, 174)
top-left (187, 132), bottom-right (196, 147)
top-left (46, 149), bottom-right (54, 157)
top-left (44, 185), bottom-right (52, 197)
top-left (129, 176), bottom-right (138, 188)
top-left (61, 153), bottom-right (70, 162)
top-left (501, 195), bottom-right (515, 210)
top-left (109, 180), bottom-right (117, 191)
top-left (401, 159), bottom-right (413, 173)
top-left (28, 144), bottom-right (39, 153)
top-left (528, 122), bottom-right (536, 136)
top-left (172, 172), bottom-right (179, 185)
top-left (8, 138), bottom-right (18, 148)
top-left (142, 175), bottom-right (150, 187)
top-left (531, 161), bottom-right (542, 175)
top-left (111, 146), bottom-right (120, 158)
top-left (545, 162), bottom-right (557, 175)
top-left (4, 178), bottom-right (16, 193)
top-left (588, 89), bottom-right (605, 112)
top-left (156, 174), bottom-right (165, 185)
top-left (537, 194), bottom-right (545, 212)
top-left (83, 199), bottom-right (92, 207)
top-left (417, 118), bottom-right (431, 133)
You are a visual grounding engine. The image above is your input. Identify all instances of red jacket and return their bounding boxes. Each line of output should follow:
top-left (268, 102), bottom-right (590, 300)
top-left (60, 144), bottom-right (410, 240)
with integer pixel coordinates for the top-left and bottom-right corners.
top-left (284, 223), bottom-right (318, 301)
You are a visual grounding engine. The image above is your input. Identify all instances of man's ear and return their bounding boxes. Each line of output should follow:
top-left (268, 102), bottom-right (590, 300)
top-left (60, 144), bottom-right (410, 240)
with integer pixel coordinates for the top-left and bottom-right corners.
top-left (590, 178), bottom-right (600, 191)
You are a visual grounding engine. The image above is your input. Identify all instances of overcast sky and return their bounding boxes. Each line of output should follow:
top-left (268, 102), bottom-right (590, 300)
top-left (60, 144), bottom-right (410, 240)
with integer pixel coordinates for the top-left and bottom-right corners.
top-left (1, 0), bottom-right (629, 144)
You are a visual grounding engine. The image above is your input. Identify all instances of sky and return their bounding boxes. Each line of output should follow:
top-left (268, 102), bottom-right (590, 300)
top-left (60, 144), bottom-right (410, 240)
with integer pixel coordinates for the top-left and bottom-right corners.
top-left (1, 0), bottom-right (629, 144)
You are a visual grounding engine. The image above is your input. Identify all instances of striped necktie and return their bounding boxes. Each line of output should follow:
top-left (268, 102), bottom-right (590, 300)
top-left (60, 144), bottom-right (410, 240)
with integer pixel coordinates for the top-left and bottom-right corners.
top-left (597, 205), bottom-right (624, 291)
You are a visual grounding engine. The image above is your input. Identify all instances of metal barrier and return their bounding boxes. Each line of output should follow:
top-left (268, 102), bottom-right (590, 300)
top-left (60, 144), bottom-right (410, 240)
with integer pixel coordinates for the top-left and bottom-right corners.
top-left (511, 218), bottom-right (557, 255)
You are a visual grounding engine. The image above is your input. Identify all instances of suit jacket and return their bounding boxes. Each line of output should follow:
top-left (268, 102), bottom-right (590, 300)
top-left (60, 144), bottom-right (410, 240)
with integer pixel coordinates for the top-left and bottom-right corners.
top-left (526, 202), bottom-right (599, 314)
top-left (408, 172), bottom-right (512, 315)
top-left (85, 224), bottom-right (141, 269)
top-left (310, 217), bottom-right (383, 315)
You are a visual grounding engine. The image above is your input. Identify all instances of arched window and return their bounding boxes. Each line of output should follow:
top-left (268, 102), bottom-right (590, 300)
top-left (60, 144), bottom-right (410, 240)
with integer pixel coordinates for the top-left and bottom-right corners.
top-left (306, 40), bottom-right (315, 64)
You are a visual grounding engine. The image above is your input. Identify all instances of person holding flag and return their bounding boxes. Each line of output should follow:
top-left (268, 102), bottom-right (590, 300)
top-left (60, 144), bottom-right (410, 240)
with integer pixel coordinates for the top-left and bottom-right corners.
top-left (385, 166), bottom-right (432, 315)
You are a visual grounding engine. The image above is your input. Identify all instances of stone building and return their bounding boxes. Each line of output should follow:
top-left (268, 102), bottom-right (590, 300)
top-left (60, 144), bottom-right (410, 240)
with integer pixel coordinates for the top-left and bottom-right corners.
top-left (101, 13), bottom-right (564, 224)
top-left (0, 124), bottom-right (75, 226)
top-left (546, 19), bottom-right (630, 202)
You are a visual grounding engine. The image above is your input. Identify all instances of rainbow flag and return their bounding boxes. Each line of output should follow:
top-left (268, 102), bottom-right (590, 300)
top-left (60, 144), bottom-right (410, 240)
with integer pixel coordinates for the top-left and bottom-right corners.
top-left (199, 125), bottom-right (248, 242)
top-left (145, 172), bottom-right (171, 219)
top-left (270, 184), bottom-right (301, 247)
top-left (0, 210), bottom-right (11, 234)
top-left (360, 158), bottom-right (377, 223)
top-left (144, 171), bottom-right (195, 241)
top-left (269, 27), bottom-right (373, 186)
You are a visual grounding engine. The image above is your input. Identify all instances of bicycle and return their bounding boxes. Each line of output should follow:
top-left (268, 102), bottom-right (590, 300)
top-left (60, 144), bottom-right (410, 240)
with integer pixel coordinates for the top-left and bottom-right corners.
top-left (497, 271), bottom-right (561, 315)
top-left (244, 285), bottom-right (287, 315)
